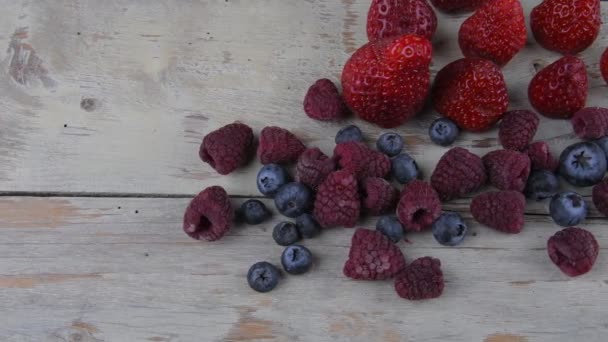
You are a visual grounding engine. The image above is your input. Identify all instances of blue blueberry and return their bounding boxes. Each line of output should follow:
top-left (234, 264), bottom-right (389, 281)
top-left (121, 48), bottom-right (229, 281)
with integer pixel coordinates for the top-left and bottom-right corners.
top-left (549, 192), bottom-right (588, 227)
top-left (247, 261), bottom-right (280, 293)
top-left (559, 142), bottom-right (607, 187)
top-left (375, 215), bottom-right (404, 243)
top-left (391, 153), bottom-right (420, 184)
top-left (296, 213), bottom-right (320, 238)
top-left (594, 136), bottom-right (608, 159)
top-left (274, 182), bottom-right (313, 218)
top-left (376, 132), bottom-right (404, 157)
top-left (524, 170), bottom-right (559, 201)
top-left (272, 221), bottom-right (301, 246)
top-left (281, 244), bottom-right (313, 275)
top-left (257, 164), bottom-right (290, 197)
top-left (335, 125), bottom-right (363, 144)
top-left (429, 118), bottom-right (459, 146)
top-left (432, 212), bottom-right (468, 246)
top-left (240, 200), bottom-right (271, 225)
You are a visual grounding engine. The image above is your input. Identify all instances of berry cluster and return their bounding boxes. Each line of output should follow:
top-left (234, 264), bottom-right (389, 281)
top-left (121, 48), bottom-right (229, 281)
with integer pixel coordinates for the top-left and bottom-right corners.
top-left (187, 0), bottom-right (608, 299)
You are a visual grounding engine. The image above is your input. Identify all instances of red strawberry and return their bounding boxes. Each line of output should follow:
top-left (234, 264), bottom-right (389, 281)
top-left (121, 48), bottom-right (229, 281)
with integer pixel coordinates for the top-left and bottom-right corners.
top-left (430, 0), bottom-right (490, 13)
top-left (432, 58), bottom-right (508, 131)
top-left (531, 0), bottom-right (601, 55)
top-left (458, 0), bottom-right (526, 66)
top-left (601, 48), bottom-right (608, 85)
top-left (528, 56), bottom-right (588, 119)
top-left (341, 34), bottom-right (432, 128)
top-left (367, 0), bottom-right (437, 41)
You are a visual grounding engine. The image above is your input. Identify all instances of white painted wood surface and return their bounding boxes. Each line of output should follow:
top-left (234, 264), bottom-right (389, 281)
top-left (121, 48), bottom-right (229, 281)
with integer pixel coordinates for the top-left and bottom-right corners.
top-left (1, 1), bottom-right (608, 341)
top-left (0, 0), bottom-right (606, 195)
top-left (0, 196), bottom-right (607, 342)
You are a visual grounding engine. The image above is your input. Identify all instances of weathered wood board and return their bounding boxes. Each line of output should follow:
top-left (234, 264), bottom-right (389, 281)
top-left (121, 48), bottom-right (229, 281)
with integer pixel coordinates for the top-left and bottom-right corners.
top-left (0, 196), bottom-right (607, 342)
top-left (0, 0), bottom-right (607, 196)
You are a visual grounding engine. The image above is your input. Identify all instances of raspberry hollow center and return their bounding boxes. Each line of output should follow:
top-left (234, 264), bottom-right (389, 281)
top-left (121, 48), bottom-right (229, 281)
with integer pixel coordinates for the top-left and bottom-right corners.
top-left (187, 215), bottom-right (212, 234)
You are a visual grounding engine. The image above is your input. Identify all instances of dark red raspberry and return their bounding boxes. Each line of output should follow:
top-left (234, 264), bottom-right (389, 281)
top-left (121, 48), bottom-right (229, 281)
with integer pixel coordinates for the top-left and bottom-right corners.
top-left (183, 186), bottom-right (234, 241)
top-left (547, 227), bottom-right (599, 277)
top-left (257, 126), bottom-right (306, 164)
top-left (482, 149), bottom-right (531, 192)
top-left (295, 148), bottom-right (337, 191)
top-left (430, 147), bottom-right (487, 201)
top-left (592, 178), bottom-right (608, 217)
top-left (334, 141), bottom-right (391, 180)
top-left (498, 110), bottom-right (539, 151)
top-left (343, 228), bottom-right (406, 280)
top-left (526, 141), bottom-right (559, 172)
top-left (397, 180), bottom-right (442, 232)
top-left (199, 122), bottom-right (254, 175)
top-left (361, 178), bottom-right (399, 216)
top-left (571, 107), bottom-right (608, 140)
top-left (394, 256), bottom-right (444, 300)
top-left (470, 190), bottom-right (525, 233)
top-left (314, 170), bottom-right (360, 228)
top-left (303, 78), bottom-right (348, 121)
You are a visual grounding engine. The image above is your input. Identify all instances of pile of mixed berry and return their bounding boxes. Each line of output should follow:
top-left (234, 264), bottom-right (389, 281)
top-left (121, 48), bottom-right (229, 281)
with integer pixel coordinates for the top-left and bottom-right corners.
top-left (183, 0), bottom-right (607, 299)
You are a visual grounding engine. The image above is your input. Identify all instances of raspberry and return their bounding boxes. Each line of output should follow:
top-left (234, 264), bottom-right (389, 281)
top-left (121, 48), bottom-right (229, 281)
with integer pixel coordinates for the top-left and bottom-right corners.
top-left (430, 147), bottom-right (487, 201)
top-left (470, 191), bottom-right (525, 233)
top-left (482, 149), bottom-right (531, 192)
top-left (343, 228), bottom-right (406, 280)
top-left (257, 126), bottom-right (306, 164)
top-left (394, 257), bottom-right (444, 300)
top-left (199, 122), bottom-right (254, 175)
top-left (303, 78), bottom-right (348, 121)
top-left (498, 110), bottom-right (540, 151)
top-left (397, 180), bottom-right (442, 232)
top-left (313, 170), bottom-right (360, 228)
top-left (334, 142), bottom-right (391, 180)
top-left (571, 107), bottom-right (608, 140)
top-left (592, 178), bottom-right (608, 217)
top-left (183, 186), bottom-right (234, 241)
top-left (361, 178), bottom-right (399, 216)
top-left (526, 141), bottom-right (559, 172)
top-left (295, 148), bottom-right (337, 191)
top-left (547, 227), bottom-right (599, 277)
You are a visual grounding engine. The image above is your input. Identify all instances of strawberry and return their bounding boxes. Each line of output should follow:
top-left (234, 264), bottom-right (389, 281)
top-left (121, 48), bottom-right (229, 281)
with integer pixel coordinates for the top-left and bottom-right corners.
top-left (601, 48), bottom-right (608, 85)
top-left (367, 0), bottom-right (437, 41)
top-left (431, 58), bottom-right (508, 131)
top-left (430, 0), bottom-right (490, 13)
top-left (341, 34), bottom-right (432, 128)
top-left (458, 0), bottom-right (526, 66)
top-left (528, 56), bottom-right (588, 119)
top-left (531, 0), bottom-right (601, 55)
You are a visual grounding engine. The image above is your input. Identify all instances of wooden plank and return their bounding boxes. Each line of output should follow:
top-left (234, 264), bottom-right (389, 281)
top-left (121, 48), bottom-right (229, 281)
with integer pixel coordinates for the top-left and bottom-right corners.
top-left (1, 1), bottom-right (607, 195)
top-left (0, 196), bottom-right (607, 341)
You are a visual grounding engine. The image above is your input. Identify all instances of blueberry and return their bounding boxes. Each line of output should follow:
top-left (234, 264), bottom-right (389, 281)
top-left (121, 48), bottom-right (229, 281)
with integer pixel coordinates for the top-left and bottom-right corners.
top-left (335, 125), bottom-right (363, 144)
top-left (375, 215), bottom-right (404, 243)
top-left (594, 136), bottom-right (608, 160)
top-left (247, 261), bottom-right (280, 293)
top-left (429, 118), bottom-right (459, 146)
top-left (274, 182), bottom-right (313, 218)
top-left (296, 213), bottom-right (320, 238)
top-left (257, 164), bottom-right (290, 197)
top-left (432, 212), bottom-right (468, 246)
top-left (240, 200), bottom-right (271, 225)
top-left (391, 153), bottom-right (420, 184)
top-left (549, 192), bottom-right (588, 227)
top-left (272, 221), bottom-right (301, 246)
top-left (559, 142), bottom-right (607, 187)
top-left (376, 132), bottom-right (404, 157)
top-left (281, 244), bottom-right (313, 275)
top-left (524, 170), bottom-right (559, 201)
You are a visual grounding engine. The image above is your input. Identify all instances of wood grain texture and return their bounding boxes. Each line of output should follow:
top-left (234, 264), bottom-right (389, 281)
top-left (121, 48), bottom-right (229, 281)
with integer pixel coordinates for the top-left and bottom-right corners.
top-left (1, 196), bottom-right (608, 341)
top-left (0, 0), bottom-right (607, 195)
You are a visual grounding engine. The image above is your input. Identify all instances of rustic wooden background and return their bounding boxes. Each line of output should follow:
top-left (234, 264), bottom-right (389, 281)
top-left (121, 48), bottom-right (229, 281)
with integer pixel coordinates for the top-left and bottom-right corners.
top-left (1, 1), bottom-right (607, 341)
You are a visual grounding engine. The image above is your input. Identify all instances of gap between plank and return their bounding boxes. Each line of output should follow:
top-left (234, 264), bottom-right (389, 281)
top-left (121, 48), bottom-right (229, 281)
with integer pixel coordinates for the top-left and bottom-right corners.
top-left (0, 191), bottom-right (262, 199)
